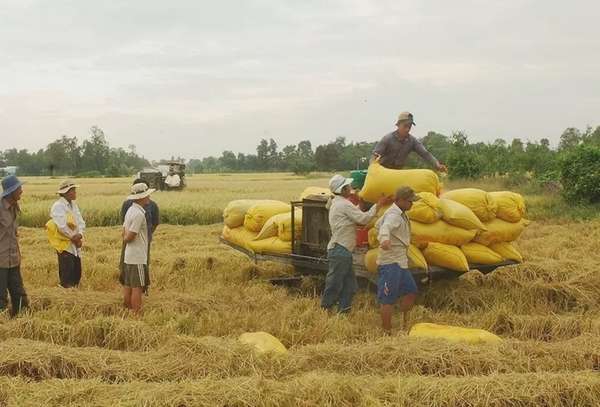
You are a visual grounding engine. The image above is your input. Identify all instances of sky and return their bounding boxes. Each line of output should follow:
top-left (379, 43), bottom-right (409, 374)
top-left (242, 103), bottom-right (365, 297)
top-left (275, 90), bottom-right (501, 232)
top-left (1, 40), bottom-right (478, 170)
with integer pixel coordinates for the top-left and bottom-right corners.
top-left (1, 0), bottom-right (599, 160)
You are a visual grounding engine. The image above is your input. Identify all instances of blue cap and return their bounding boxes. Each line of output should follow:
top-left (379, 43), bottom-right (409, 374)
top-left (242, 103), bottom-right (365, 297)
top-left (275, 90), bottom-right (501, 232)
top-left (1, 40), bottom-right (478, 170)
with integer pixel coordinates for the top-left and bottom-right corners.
top-left (1, 175), bottom-right (24, 198)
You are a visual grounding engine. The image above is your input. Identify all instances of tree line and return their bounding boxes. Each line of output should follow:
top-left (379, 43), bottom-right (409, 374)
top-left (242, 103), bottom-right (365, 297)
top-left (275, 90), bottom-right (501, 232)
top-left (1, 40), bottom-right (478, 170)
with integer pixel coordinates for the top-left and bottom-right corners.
top-left (0, 126), bottom-right (150, 177)
top-left (187, 126), bottom-right (600, 178)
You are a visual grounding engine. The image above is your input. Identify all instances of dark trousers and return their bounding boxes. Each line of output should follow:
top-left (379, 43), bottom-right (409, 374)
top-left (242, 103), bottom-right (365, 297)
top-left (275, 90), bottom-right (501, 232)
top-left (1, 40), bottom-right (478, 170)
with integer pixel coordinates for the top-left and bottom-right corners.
top-left (321, 244), bottom-right (357, 313)
top-left (58, 251), bottom-right (82, 288)
top-left (0, 266), bottom-right (29, 316)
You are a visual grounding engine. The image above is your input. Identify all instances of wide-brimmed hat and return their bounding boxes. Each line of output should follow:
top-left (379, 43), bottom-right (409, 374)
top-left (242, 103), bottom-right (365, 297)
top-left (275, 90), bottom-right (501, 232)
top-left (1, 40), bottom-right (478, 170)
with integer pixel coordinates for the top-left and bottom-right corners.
top-left (57, 180), bottom-right (80, 194)
top-left (127, 183), bottom-right (156, 200)
top-left (329, 174), bottom-right (354, 194)
top-left (1, 175), bottom-right (24, 198)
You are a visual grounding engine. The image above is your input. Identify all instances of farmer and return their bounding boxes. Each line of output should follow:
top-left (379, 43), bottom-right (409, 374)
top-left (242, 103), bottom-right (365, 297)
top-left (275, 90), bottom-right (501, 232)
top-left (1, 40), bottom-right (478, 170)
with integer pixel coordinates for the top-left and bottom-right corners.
top-left (0, 175), bottom-right (29, 316)
top-left (321, 175), bottom-right (391, 313)
top-left (376, 186), bottom-right (420, 334)
top-left (372, 112), bottom-right (447, 172)
top-left (121, 182), bottom-right (155, 313)
top-left (121, 178), bottom-right (160, 241)
top-left (50, 180), bottom-right (86, 288)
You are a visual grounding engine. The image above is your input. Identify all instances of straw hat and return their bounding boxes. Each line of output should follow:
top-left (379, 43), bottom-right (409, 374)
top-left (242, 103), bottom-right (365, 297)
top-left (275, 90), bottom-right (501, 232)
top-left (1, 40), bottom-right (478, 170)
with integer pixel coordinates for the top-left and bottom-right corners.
top-left (127, 183), bottom-right (156, 200)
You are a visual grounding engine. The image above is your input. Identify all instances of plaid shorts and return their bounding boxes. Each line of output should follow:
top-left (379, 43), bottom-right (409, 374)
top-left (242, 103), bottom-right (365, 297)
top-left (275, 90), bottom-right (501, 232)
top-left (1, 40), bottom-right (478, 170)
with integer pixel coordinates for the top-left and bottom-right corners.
top-left (120, 263), bottom-right (150, 289)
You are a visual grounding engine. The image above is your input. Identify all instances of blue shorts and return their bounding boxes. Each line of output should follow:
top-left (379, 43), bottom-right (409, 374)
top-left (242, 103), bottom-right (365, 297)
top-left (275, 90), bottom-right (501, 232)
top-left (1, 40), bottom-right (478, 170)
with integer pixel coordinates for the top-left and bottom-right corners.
top-left (377, 263), bottom-right (418, 305)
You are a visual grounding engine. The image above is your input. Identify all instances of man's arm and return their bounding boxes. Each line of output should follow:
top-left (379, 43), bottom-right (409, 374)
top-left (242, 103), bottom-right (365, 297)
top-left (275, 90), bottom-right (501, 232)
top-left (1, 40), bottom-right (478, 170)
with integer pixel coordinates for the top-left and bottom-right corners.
top-left (413, 138), bottom-right (447, 172)
top-left (378, 213), bottom-right (402, 250)
top-left (371, 136), bottom-right (388, 163)
top-left (120, 200), bottom-right (132, 223)
top-left (151, 201), bottom-right (160, 232)
top-left (51, 202), bottom-right (78, 240)
top-left (123, 213), bottom-right (143, 243)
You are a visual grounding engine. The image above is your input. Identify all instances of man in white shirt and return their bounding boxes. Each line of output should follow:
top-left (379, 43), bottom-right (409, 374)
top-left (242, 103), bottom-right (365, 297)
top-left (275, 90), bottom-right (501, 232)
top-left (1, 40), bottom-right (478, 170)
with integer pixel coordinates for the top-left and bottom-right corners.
top-left (376, 186), bottom-right (420, 333)
top-left (321, 175), bottom-right (390, 313)
top-left (50, 180), bottom-right (86, 288)
top-left (121, 183), bottom-right (155, 313)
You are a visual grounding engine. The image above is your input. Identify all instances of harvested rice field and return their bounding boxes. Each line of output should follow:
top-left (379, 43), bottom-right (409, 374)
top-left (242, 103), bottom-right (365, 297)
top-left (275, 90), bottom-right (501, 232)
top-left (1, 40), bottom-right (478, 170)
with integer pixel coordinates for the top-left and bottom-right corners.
top-left (2, 174), bottom-right (600, 406)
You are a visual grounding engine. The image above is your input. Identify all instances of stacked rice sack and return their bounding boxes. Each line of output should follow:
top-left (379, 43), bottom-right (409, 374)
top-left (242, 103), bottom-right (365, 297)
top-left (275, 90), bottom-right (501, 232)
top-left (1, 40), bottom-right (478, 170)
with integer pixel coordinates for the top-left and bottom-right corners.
top-left (221, 187), bottom-right (331, 255)
top-left (360, 163), bottom-right (527, 273)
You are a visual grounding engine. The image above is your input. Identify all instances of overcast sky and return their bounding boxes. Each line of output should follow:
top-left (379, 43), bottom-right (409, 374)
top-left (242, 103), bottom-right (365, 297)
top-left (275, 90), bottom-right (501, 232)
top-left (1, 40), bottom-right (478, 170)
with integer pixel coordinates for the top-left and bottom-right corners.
top-left (1, 0), bottom-right (599, 160)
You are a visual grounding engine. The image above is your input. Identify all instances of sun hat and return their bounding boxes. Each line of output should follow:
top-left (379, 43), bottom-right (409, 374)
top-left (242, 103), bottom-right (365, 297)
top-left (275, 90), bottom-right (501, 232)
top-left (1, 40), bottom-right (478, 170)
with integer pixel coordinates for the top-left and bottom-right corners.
top-left (329, 174), bottom-right (354, 194)
top-left (1, 175), bottom-right (24, 198)
top-left (57, 180), bottom-right (80, 194)
top-left (127, 183), bottom-right (156, 201)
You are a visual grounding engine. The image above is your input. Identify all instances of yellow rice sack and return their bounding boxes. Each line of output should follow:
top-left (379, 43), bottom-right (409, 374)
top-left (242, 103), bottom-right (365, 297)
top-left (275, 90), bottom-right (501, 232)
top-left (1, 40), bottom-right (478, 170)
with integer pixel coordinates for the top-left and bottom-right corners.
top-left (224, 200), bottom-right (265, 229)
top-left (222, 226), bottom-right (258, 251)
top-left (490, 242), bottom-right (523, 263)
top-left (411, 220), bottom-right (477, 247)
top-left (489, 191), bottom-right (526, 223)
top-left (244, 201), bottom-right (290, 232)
top-left (300, 187), bottom-right (331, 200)
top-left (45, 218), bottom-right (75, 254)
top-left (474, 218), bottom-right (529, 246)
top-left (441, 188), bottom-right (497, 222)
top-left (277, 210), bottom-right (302, 242)
top-left (238, 332), bottom-right (287, 354)
top-left (364, 245), bottom-right (428, 273)
top-left (359, 161), bottom-right (441, 203)
top-left (247, 236), bottom-right (291, 255)
top-left (423, 242), bottom-right (469, 272)
top-left (439, 198), bottom-right (486, 231)
top-left (409, 323), bottom-right (502, 344)
top-left (254, 210), bottom-right (302, 241)
top-left (461, 242), bottom-right (504, 265)
top-left (368, 227), bottom-right (379, 249)
top-left (407, 192), bottom-right (442, 224)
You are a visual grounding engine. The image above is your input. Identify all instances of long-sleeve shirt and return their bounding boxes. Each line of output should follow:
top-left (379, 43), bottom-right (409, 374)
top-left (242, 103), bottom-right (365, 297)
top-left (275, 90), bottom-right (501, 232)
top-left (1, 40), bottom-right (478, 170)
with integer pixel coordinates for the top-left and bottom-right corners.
top-left (376, 203), bottom-right (411, 268)
top-left (50, 197), bottom-right (86, 257)
top-left (0, 198), bottom-right (20, 269)
top-left (327, 196), bottom-right (378, 252)
top-left (373, 131), bottom-right (439, 169)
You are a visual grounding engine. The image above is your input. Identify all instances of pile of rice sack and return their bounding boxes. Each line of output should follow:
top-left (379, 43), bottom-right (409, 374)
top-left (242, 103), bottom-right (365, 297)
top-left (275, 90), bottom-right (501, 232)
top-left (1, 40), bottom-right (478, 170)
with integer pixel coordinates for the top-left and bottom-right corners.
top-left (222, 162), bottom-right (527, 272)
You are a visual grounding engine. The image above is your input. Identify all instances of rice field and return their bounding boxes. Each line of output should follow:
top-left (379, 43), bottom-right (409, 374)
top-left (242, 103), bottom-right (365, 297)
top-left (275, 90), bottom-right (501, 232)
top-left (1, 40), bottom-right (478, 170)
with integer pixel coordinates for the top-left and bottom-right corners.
top-left (2, 174), bottom-right (600, 406)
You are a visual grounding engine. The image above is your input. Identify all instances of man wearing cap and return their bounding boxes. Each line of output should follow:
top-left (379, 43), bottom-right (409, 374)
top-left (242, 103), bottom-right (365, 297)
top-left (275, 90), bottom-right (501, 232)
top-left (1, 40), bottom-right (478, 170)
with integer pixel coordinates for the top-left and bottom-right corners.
top-left (0, 175), bottom-right (29, 316)
top-left (372, 112), bottom-right (447, 172)
top-left (50, 180), bottom-right (86, 288)
top-left (375, 186), bottom-right (420, 333)
top-left (121, 183), bottom-right (155, 313)
top-left (321, 174), bottom-right (391, 313)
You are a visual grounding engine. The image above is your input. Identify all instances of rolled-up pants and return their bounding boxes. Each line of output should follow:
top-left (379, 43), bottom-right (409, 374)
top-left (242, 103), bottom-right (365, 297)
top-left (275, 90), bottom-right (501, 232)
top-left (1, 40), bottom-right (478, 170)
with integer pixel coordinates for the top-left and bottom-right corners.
top-left (0, 266), bottom-right (29, 316)
top-left (321, 244), bottom-right (357, 313)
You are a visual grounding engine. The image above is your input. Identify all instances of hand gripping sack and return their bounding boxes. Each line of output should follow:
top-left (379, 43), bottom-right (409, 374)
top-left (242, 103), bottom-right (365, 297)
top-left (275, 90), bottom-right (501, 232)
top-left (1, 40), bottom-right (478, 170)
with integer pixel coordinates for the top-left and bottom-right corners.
top-left (489, 191), bottom-right (526, 223)
top-left (359, 161), bottom-right (441, 203)
top-left (441, 188), bottom-right (497, 222)
top-left (406, 192), bottom-right (442, 224)
top-left (244, 201), bottom-right (290, 233)
top-left (423, 242), bottom-right (469, 272)
top-left (46, 212), bottom-right (77, 253)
